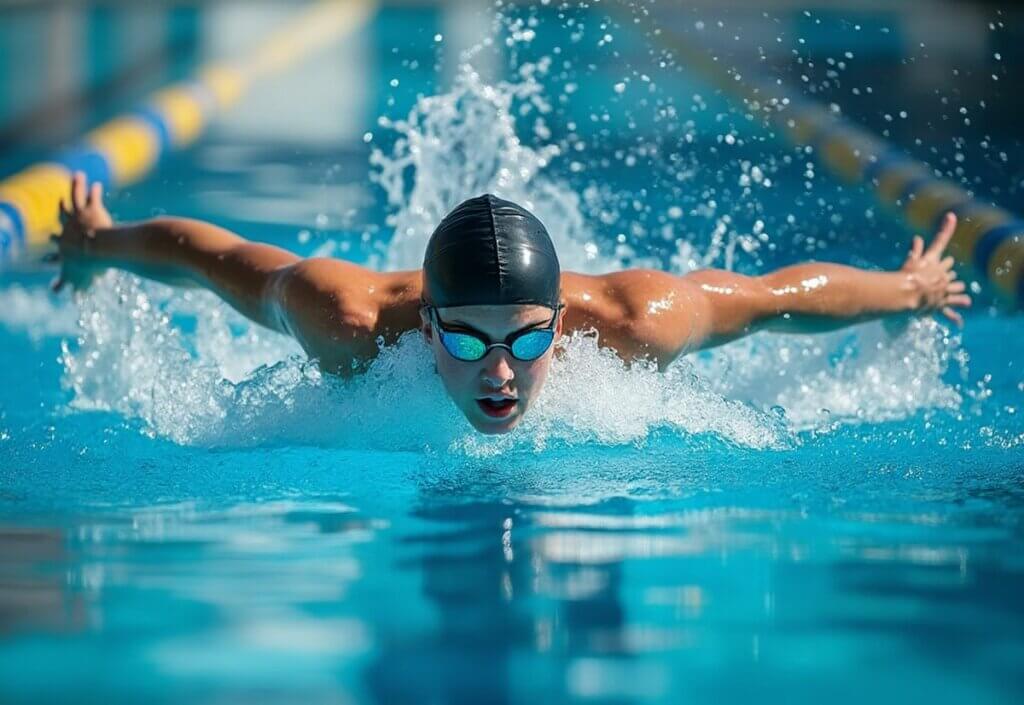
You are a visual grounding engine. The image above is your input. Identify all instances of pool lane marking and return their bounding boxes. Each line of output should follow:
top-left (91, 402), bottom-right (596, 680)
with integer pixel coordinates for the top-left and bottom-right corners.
top-left (0, 0), bottom-right (377, 260)
top-left (0, 30), bottom-right (199, 155)
top-left (613, 3), bottom-right (1024, 307)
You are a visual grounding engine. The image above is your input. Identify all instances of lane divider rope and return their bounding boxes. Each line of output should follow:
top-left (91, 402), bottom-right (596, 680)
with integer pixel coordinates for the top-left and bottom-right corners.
top-left (615, 2), bottom-right (1023, 306)
top-left (0, 0), bottom-right (376, 261)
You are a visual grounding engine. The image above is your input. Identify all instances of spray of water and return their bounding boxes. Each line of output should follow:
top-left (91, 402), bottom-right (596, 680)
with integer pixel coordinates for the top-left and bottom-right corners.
top-left (0, 284), bottom-right (79, 342)
top-left (371, 62), bottom-right (633, 274)
top-left (53, 272), bottom-right (784, 452)
top-left (43, 53), bottom-right (962, 452)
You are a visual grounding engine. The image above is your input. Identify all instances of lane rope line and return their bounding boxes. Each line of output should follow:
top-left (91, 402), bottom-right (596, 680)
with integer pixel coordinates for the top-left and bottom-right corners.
top-left (0, 0), bottom-right (376, 261)
top-left (614, 2), bottom-right (1023, 306)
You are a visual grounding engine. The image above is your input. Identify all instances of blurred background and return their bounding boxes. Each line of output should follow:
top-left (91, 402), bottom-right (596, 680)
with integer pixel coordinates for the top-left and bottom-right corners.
top-left (1, 0), bottom-right (1021, 243)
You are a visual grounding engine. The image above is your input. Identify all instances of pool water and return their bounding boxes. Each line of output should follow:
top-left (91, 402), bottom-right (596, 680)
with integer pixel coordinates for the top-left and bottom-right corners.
top-left (1, 3), bottom-right (1023, 704)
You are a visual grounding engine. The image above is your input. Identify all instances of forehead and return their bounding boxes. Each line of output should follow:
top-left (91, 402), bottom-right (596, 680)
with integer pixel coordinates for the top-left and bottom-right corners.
top-left (435, 304), bottom-right (553, 335)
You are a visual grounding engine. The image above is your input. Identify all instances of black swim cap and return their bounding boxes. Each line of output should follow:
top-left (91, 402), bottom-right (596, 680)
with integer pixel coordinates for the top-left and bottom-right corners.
top-left (422, 194), bottom-right (561, 309)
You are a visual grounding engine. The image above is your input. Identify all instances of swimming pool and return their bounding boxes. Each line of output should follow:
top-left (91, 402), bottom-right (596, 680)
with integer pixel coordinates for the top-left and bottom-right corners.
top-left (1, 2), bottom-right (1023, 703)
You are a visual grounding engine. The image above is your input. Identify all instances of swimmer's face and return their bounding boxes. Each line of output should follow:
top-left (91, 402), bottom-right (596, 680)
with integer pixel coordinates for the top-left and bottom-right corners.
top-left (421, 304), bottom-right (564, 435)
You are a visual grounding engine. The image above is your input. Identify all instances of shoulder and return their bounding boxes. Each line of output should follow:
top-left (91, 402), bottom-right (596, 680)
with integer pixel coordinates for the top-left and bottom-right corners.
top-left (279, 257), bottom-right (371, 294)
top-left (563, 269), bottom-right (702, 315)
top-left (561, 269), bottom-right (705, 366)
top-left (267, 258), bottom-right (392, 361)
top-left (272, 258), bottom-right (375, 322)
top-left (268, 259), bottom-right (424, 368)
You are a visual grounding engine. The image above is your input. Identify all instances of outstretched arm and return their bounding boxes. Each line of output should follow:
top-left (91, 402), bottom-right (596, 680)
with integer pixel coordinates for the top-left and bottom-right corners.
top-left (684, 213), bottom-right (971, 351)
top-left (50, 173), bottom-right (302, 332)
top-left (49, 173), bottom-right (427, 373)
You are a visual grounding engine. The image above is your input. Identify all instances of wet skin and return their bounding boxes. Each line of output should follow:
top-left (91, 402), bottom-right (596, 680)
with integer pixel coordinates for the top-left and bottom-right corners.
top-left (52, 173), bottom-right (971, 431)
top-left (424, 304), bottom-right (558, 434)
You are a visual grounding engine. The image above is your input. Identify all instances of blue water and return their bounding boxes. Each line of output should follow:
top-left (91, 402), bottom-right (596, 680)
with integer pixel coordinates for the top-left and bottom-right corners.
top-left (1, 3), bottom-right (1023, 704)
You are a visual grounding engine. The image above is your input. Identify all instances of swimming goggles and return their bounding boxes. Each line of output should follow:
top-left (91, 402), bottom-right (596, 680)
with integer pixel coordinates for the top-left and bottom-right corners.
top-left (426, 305), bottom-right (563, 362)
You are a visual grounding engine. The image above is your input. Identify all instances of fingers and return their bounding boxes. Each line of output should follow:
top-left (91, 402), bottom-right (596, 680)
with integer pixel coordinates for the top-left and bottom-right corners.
top-left (940, 255), bottom-right (955, 270)
top-left (71, 171), bottom-right (86, 211)
top-left (910, 235), bottom-right (924, 259)
top-left (946, 280), bottom-right (966, 294)
top-left (58, 196), bottom-right (71, 224)
top-left (941, 307), bottom-right (963, 328)
top-left (936, 289), bottom-right (971, 330)
top-left (925, 212), bottom-right (957, 260)
top-left (87, 181), bottom-right (103, 207)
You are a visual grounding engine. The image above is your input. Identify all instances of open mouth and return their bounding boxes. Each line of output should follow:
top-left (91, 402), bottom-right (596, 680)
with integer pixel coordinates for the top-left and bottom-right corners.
top-left (476, 397), bottom-right (518, 419)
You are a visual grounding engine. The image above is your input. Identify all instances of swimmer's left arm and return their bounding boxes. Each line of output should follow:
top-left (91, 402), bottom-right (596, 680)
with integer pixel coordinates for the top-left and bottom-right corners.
top-left (684, 213), bottom-right (971, 351)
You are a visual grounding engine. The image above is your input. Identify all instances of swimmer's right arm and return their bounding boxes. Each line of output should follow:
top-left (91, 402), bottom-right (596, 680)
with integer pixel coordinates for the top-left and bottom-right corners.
top-left (49, 173), bottom-right (305, 333)
top-left (49, 172), bottom-right (391, 374)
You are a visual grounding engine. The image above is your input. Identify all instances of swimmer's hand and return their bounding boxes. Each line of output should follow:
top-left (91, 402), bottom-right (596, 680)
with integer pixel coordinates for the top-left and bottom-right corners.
top-left (45, 172), bottom-right (113, 292)
top-left (900, 212), bottom-right (972, 327)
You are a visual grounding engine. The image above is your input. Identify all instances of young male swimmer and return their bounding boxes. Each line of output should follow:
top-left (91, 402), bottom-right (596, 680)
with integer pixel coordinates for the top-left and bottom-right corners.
top-left (50, 173), bottom-right (970, 434)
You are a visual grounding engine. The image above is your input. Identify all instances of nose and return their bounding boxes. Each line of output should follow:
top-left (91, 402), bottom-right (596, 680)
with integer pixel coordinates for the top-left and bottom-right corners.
top-left (480, 348), bottom-right (515, 389)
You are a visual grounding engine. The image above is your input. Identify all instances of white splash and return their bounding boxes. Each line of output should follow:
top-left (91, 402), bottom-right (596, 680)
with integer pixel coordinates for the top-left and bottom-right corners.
top-left (0, 284), bottom-right (80, 342)
top-left (371, 63), bottom-right (630, 273)
top-left (694, 320), bottom-right (961, 430)
top-left (49, 58), bottom-right (963, 451)
top-left (57, 273), bottom-right (784, 452)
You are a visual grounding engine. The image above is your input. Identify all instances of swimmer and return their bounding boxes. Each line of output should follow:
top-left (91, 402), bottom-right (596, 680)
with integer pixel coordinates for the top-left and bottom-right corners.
top-left (49, 172), bottom-right (970, 434)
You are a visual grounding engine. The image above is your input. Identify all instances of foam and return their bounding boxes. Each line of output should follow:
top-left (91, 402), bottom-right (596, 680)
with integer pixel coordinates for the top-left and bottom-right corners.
top-left (693, 319), bottom-right (962, 430)
top-left (55, 270), bottom-right (958, 455)
top-left (0, 284), bottom-right (80, 342)
top-left (371, 63), bottom-right (632, 274)
top-left (57, 274), bottom-right (784, 452)
top-left (51, 57), bottom-right (963, 452)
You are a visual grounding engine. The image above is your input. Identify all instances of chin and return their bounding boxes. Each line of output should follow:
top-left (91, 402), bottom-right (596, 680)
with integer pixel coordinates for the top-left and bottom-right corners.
top-left (470, 418), bottom-right (519, 435)
top-left (475, 424), bottom-right (516, 434)
top-left (462, 397), bottom-right (530, 435)
top-left (468, 411), bottom-right (523, 435)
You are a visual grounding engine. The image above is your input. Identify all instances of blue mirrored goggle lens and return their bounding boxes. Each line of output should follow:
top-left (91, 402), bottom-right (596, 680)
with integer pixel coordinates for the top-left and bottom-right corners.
top-left (510, 330), bottom-right (554, 361)
top-left (441, 331), bottom-right (488, 361)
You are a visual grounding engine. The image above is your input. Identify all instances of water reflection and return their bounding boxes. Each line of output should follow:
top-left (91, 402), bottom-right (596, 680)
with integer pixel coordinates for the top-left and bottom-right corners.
top-left (0, 468), bottom-right (1023, 704)
top-left (365, 484), bottom-right (636, 703)
top-left (358, 458), bottom-right (1024, 703)
top-left (0, 499), bottom-right (383, 703)
top-left (0, 527), bottom-right (87, 634)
